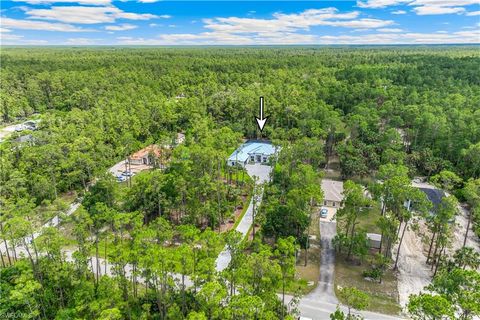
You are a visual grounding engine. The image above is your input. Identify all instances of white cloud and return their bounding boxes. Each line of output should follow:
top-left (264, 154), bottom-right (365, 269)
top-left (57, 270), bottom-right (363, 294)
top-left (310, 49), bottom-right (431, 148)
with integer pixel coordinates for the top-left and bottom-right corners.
top-left (358, 0), bottom-right (480, 16)
top-left (466, 11), bottom-right (480, 16)
top-left (115, 29), bottom-right (480, 45)
top-left (316, 30), bottom-right (480, 44)
top-left (24, 5), bottom-right (158, 24)
top-left (116, 32), bottom-right (316, 46)
top-left (1, 17), bottom-right (92, 32)
top-left (105, 23), bottom-right (137, 31)
top-left (158, 15), bottom-right (171, 19)
top-left (66, 37), bottom-right (100, 44)
top-left (115, 8), bottom-right (396, 46)
top-left (377, 28), bottom-right (404, 32)
top-left (409, 0), bottom-right (478, 6)
top-left (0, 33), bottom-right (50, 45)
top-left (0, 28), bottom-right (12, 33)
top-left (413, 6), bottom-right (465, 15)
top-left (357, 0), bottom-right (410, 9)
top-left (200, 8), bottom-right (393, 37)
top-left (1, 33), bottom-right (24, 40)
top-left (12, 0), bottom-right (111, 5)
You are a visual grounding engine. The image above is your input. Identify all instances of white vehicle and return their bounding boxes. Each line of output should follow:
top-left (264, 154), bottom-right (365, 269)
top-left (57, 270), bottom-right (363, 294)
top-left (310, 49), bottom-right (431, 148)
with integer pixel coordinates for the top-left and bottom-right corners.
top-left (122, 170), bottom-right (134, 177)
top-left (116, 175), bottom-right (127, 182)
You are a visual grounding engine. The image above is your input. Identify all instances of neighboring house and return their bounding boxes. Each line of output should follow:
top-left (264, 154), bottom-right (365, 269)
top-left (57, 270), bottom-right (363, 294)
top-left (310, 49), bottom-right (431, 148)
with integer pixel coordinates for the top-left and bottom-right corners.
top-left (227, 140), bottom-right (278, 167)
top-left (418, 187), bottom-right (445, 212)
top-left (176, 132), bottom-right (185, 145)
top-left (405, 185), bottom-right (446, 214)
top-left (321, 179), bottom-right (344, 208)
top-left (129, 145), bottom-right (162, 166)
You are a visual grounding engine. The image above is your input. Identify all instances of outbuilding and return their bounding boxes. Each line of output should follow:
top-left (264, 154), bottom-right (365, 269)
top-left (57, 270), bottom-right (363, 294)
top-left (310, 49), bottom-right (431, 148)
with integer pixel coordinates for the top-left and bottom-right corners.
top-left (367, 233), bottom-right (382, 250)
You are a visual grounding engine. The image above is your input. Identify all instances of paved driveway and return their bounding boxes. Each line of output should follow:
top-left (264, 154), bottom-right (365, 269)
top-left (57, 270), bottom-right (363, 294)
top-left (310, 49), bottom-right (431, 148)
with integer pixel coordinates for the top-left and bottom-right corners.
top-left (245, 163), bottom-right (271, 183)
top-left (303, 220), bottom-right (338, 305)
top-left (215, 164), bottom-right (271, 271)
top-left (0, 124), bottom-right (19, 142)
top-left (320, 206), bottom-right (337, 222)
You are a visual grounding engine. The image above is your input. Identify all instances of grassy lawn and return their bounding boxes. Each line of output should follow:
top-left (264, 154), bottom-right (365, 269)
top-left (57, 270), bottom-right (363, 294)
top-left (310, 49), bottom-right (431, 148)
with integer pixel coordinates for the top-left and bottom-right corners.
top-left (232, 193), bottom-right (252, 230)
top-left (291, 211), bottom-right (321, 295)
top-left (355, 203), bottom-right (382, 234)
top-left (335, 254), bottom-right (401, 315)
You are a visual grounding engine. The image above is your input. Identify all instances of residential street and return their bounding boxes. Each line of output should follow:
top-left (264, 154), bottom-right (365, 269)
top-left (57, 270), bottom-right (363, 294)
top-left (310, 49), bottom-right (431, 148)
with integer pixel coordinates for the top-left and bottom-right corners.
top-left (294, 297), bottom-right (404, 320)
top-left (0, 202), bottom-right (81, 256)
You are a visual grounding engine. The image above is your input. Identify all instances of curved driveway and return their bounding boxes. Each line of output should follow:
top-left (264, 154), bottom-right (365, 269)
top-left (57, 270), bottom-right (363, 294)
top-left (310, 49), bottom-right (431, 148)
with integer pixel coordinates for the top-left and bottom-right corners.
top-left (215, 163), bottom-right (271, 271)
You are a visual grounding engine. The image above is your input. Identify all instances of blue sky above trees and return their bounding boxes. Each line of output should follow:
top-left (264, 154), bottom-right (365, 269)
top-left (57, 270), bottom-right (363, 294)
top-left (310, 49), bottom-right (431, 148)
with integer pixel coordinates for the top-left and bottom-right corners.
top-left (1, 0), bottom-right (479, 45)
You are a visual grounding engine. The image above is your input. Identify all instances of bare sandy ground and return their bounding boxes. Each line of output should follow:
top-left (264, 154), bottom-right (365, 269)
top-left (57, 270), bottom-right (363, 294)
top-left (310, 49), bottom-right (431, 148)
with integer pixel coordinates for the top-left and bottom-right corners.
top-left (396, 179), bottom-right (480, 307)
top-left (394, 221), bottom-right (433, 307)
top-left (449, 204), bottom-right (480, 256)
top-left (0, 123), bottom-right (18, 142)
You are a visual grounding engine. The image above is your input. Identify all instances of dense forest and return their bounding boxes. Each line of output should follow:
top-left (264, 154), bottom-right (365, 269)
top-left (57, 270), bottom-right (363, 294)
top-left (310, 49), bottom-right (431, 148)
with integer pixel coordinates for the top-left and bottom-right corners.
top-left (1, 47), bottom-right (479, 319)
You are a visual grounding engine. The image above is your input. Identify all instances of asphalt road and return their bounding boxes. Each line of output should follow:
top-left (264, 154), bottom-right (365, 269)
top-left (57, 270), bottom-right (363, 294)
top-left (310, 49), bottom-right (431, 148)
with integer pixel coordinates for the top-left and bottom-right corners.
top-left (304, 220), bottom-right (338, 304)
top-left (296, 297), bottom-right (404, 320)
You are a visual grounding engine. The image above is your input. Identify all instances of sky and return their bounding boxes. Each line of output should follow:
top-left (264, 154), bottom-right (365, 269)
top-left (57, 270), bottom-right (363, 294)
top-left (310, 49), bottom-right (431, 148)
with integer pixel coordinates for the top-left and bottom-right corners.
top-left (0, 0), bottom-right (479, 45)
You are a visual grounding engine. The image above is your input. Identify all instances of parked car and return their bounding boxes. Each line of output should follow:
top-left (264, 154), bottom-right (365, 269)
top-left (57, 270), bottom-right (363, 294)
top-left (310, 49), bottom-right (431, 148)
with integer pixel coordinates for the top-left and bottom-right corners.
top-left (15, 120), bottom-right (40, 132)
top-left (116, 175), bottom-right (127, 182)
top-left (320, 208), bottom-right (328, 218)
top-left (121, 170), bottom-right (134, 177)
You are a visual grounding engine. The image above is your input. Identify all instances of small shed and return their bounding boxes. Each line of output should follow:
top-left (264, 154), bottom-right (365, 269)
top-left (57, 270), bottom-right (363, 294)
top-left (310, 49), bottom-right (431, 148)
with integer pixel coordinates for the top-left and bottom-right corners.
top-left (176, 133), bottom-right (185, 145)
top-left (367, 233), bottom-right (382, 250)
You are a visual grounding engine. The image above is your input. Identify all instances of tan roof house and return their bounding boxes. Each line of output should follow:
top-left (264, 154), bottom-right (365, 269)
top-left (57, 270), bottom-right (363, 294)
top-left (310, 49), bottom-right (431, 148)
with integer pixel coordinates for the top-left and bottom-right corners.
top-left (129, 145), bottom-right (162, 166)
top-left (321, 179), bottom-right (344, 208)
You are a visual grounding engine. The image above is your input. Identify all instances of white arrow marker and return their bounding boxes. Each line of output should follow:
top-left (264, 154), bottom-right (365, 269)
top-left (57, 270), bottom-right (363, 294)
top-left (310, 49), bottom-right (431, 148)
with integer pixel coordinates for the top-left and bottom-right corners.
top-left (255, 96), bottom-right (268, 132)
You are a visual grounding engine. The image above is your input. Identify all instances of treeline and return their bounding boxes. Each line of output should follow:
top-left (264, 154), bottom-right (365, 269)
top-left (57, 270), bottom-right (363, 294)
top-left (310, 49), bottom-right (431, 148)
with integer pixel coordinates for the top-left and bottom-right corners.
top-left (0, 209), bottom-right (298, 319)
top-left (1, 47), bottom-right (479, 179)
top-left (0, 47), bottom-right (479, 318)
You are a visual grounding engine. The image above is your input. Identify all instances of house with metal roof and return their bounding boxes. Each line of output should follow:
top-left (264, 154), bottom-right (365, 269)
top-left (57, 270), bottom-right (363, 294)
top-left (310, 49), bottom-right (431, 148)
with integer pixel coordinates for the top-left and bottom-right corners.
top-left (227, 140), bottom-right (278, 167)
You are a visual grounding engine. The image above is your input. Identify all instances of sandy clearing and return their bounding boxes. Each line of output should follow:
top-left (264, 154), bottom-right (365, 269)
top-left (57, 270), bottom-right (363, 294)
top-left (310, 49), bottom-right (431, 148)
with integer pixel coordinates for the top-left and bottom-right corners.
top-left (397, 179), bottom-right (480, 307)
top-left (0, 124), bottom-right (19, 141)
top-left (394, 221), bottom-right (433, 307)
top-left (449, 204), bottom-right (480, 257)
